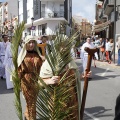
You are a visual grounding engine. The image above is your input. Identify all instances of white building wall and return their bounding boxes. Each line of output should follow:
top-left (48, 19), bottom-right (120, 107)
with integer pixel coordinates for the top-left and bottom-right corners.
top-left (27, 0), bottom-right (33, 23)
top-left (8, 0), bottom-right (18, 20)
top-left (19, 0), bottom-right (23, 15)
top-left (22, 0), bottom-right (70, 37)
top-left (19, 0), bottom-right (23, 22)
top-left (47, 20), bottom-right (60, 35)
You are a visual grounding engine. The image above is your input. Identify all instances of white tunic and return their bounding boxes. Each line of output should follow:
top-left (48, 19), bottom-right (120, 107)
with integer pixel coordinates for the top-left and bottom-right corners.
top-left (3, 44), bottom-right (21, 89)
top-left (3, 44), bottom-right (13, 89)
top-left (0, 41), bottom-right (10, 77)
top-left (80, 42), bottom-right (95, 73)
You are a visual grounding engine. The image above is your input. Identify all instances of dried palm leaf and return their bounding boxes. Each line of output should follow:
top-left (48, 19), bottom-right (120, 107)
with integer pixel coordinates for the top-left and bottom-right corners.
top-left (11, 22), bottom-right (25, 120)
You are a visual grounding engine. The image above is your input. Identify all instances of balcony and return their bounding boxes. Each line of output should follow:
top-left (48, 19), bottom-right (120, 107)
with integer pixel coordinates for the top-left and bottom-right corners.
top-left (104, 0), bottom-right (114, 15)
top-left (41, 11), bottom-right (64, 18)
top-left (99, 9), bottom-right (107, 22)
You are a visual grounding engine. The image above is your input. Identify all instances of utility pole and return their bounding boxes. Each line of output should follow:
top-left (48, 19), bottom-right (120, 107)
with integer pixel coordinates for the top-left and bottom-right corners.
top-left (31, 17), bottom-right (34, 36)
top-left (113, 0), bottom-right (116, 63)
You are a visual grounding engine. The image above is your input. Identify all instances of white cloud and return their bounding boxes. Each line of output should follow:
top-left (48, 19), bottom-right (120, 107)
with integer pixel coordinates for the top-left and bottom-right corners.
top-left (72, 0), bottom-right (96, 22)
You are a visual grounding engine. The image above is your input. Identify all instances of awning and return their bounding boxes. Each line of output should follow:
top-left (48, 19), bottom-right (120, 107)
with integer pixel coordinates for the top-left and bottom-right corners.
top-left (92, 21), bottom-right (111, 32)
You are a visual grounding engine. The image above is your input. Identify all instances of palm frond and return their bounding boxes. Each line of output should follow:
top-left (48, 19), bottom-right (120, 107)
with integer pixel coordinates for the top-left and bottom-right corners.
top-left (11, 21), bottom-right (25, 120)
top-left (37, 31), bottom-right (79, 119)
top-left (37, 73), bottom-right (77, 120)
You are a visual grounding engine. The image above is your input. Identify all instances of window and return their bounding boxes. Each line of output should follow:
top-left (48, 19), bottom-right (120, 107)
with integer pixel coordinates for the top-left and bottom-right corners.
top-left (60, 4), bottom-right (64, 11)
top-left (38, 25), bottom-right (42, 35)
top-left (27, 28), bottom-right (31, 35)
top-left (42, 24), bottom-right (47, 35)
top-left (41, 4), bottom-right (45, 17)
top-left (60, 4), bottom-right (64, 17)
top-left (38, 23), bottom-right (47, 35)
top-left (117, 5), bottom-right (120, 20)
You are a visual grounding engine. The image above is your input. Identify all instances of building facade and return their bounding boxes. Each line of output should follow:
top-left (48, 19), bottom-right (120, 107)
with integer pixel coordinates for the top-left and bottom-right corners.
top-left (94, 0), bottom-right (120, 39)
top-left (18, 0), bottom-right (72, 37)
top-left (0, 1), bottom-right (18, 36)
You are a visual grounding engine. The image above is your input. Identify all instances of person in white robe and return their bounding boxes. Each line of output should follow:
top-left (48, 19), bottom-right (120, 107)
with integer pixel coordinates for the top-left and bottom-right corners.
top-left (80, 37), bottom-right (95, 78)
top-left (0, 35), bottom-right (10, 79)
top-left (3, 43), bottom-right (21, 89)
top-left (3, 43), bottom-right (13, 89)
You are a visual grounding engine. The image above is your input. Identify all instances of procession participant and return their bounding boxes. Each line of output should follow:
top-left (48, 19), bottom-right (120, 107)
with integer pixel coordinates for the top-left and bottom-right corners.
top-left (40, 50), bottom-right (81, 120)
top-left (0, 34), bottom-right (10, 79)
top-left (3, 43), bottom-right (21, 89)
top-left (18, 35), bottom-right (43, 120)
top-left (37, 36), bottom-right (42, 44)
top-left (98, 38), bottom-right (105, 62)
top-left (37, 36), bottom-right (48, 56)
top-left (80, 36), bottom-right (95, 79)
top-left (105, 38), bottom-right (111, 64)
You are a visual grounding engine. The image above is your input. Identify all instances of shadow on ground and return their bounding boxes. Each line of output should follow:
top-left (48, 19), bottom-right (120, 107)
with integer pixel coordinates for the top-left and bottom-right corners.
top-left (0, 79), bottom-right (14, 94)
top-left (84, 106), bottom-right (114, 120)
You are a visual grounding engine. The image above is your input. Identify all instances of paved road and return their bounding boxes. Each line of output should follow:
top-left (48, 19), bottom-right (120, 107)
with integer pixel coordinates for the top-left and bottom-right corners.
top-left (76, 59), bottom-right (120, 120)
top-left (0, 59), bottom-right (120, 120)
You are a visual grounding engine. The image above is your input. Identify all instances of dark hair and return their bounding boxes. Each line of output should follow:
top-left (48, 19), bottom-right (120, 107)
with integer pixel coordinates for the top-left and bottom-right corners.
top-left (41, 36), bottom-right (48, 40)
top-left (106, 38), bottom-right (109, 41)
top-left (2, 34), bottom-right (8, 38)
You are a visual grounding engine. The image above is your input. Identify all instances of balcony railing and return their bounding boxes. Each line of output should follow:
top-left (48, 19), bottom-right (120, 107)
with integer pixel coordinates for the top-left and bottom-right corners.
top-left (104, 0), bottom-right (114, 10)
top-left (41, 11), bottom-right (64, 18)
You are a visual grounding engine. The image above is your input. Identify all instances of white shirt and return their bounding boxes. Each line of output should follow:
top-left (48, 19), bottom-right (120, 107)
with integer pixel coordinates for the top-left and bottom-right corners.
top-left (105, 42), bottom-right (110, 51)
top-left (0, 41), bottom-right (10, 56)
top-left (80, 42), bottom-right (95, 59)
top-left (37, 39), bottom-right (42, 44)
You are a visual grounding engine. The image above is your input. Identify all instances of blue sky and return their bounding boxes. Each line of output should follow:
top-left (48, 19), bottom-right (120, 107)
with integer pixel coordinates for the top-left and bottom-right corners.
top-left (72, 0), bottom-right (96, 23)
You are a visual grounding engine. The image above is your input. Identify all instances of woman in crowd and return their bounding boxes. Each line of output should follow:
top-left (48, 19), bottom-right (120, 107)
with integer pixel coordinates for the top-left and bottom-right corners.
top-left (105, 38), bottom-right (111, 64)
top-left (98, 38), bottom-right (105, 62)
top-left (109, 39), bottom-right (114, 61)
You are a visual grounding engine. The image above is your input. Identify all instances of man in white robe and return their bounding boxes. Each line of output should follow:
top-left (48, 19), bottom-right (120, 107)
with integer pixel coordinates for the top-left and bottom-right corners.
top-left (80, 37), bottom-right (95, 78)
top-left (3, 43), bottom-right (21, 89)
top-left (0, 35), bottom-right (10, 79)
top-left (3, 43), bottom-right (13, 89)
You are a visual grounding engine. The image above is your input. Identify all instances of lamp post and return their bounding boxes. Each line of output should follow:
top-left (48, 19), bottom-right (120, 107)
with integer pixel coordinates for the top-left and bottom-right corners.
top-left (113, 0), bottom-right (116, 64)
top-left (31, 17), bottom-right (34, 36)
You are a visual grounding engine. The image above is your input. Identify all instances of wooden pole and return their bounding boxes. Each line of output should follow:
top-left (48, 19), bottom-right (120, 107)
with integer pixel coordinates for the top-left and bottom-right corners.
top-left (80, 47), bottom-right (98, 120)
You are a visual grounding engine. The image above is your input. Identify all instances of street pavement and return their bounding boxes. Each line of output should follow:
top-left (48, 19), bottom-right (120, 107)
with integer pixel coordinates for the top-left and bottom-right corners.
top-left (0, 59), bottom-right (120, 120)
top-left (76, 59), bottom-right (120, 120)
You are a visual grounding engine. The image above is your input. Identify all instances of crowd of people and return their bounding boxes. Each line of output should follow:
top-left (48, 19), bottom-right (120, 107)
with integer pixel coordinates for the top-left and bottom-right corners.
top-left (0, 34), bottom-right (84, 119)
top-left (91, 35), bottom-right (114, 64)
top-left (75, 35), bottom-right (120, 66)
top-left (0, 34), bottom-right (120, 120)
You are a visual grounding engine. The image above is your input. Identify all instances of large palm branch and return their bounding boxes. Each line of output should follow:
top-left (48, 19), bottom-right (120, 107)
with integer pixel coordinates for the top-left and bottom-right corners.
top-left (37, 32), bottom-right (79, 120)
top-left (11, 22), bottom-right (25, 120)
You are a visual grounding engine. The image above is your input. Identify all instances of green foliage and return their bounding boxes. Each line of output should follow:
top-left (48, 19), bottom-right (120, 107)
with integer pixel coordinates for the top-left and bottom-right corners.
top-left (37, 32), bottom-right (79, 120)
top-left (11, 22), bottom-right (25, 120)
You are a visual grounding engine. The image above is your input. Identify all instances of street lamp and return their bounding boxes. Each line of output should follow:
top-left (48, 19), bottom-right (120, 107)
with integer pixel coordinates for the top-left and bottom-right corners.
top-left (113, 0), bottom-right (116, 63)
top-left (31, 17), bottom-right (34, 36)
